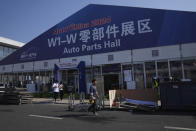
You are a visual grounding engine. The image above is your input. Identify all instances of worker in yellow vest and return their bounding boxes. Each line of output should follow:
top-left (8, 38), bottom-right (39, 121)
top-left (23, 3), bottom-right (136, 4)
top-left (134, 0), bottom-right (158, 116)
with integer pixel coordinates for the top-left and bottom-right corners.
top-left (152, 77), bottom-right (159, 89)
top-left (152, 76), bottom-right (160, 99)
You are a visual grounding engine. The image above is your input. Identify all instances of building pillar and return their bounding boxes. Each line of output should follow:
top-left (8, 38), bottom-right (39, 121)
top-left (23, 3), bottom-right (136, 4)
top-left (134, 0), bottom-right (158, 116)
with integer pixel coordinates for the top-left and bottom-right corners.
top-left (120, 64), bottom-right (123, 89)
top-left (100, 64), bottom-right (103, 76)
top-left (181, 61), bottom-right (185, 80)
top-left (27, 72), bottom-right (29, 84)
top-left (0, 74), bottom-right (1, 83)
top-left (179, 44), bottom-right (185, 80)
top-left (91, 55), bottom-right (93, 80)
top-left (39, 71), bottom-right (40, 83)
top-left (33, 61), bottom-right (35, 83)
top-left (168, 59), bottom-right (171, 77)
top-left (51, 70), bottom-right (54, 84)
top-left (17, 72), bottom-right (19, 85)
top-left (21, 72), bottom-right (23, 85)
top-left (131, 49), bottom-right (135, 81)
top-left (45, 70), bottom-right (46, 84)
top-left (143, 62), bottom-right (146, 88)
top-left (155, 61), bottom-right (158, 77)
top-left (58, 70), bottom-right (62, 82)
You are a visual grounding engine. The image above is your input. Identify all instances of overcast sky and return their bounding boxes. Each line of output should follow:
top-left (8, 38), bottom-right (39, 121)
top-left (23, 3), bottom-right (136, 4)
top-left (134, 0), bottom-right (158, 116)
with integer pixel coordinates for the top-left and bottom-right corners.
top-left (0, 0), bottom-right (196, 43)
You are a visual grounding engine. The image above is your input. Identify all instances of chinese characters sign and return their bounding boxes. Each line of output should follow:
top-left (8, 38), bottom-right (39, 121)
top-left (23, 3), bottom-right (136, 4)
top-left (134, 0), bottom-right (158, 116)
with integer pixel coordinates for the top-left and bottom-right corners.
top-left (47, 17), bottom-right (152, 55)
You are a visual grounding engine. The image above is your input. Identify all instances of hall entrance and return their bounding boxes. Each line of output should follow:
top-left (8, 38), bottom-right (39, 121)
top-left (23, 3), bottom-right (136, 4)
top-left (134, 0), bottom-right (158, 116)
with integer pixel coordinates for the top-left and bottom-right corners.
top-left (103, 73), bottom-right (120, 95)
top-left (61, 69), bottom-right (78, 93)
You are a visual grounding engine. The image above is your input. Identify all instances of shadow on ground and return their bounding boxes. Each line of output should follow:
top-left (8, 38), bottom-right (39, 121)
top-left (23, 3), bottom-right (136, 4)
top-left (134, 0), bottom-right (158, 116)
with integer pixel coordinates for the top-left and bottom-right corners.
top-left (58, 113), bottom-right (117, 123)
top-left (0, 109), bottom-right (15, 112)
top-left (32, 101), bottom-right (69, 105)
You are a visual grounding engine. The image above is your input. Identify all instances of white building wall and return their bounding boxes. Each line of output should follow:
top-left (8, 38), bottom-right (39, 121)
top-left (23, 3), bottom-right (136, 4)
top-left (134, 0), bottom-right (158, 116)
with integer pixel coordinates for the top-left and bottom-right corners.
top-left (92, 50), bottom-right (131, 65)
top-left (60, 55), bottom-right (91, 66)
top-left (34, 59), bottom-right (59, 71)
top-left (47, 59), bottom-right (60, 69)
top-left (133, 45), bottom-right (181, 62)
top-left (13, 63), bottom-right (21, 72)
top-left (33, 61), bottom-right (42, 71)
top-left (181, 43), bottom-right (196, 58)
top-left (1, 43), bottom-right (196, 73)
top-left (23, 62), bottom-right (34, 71)
top-left (1, 64), bottom-right (13, 73)
top-left (13, 62), bottom-right (33, 72)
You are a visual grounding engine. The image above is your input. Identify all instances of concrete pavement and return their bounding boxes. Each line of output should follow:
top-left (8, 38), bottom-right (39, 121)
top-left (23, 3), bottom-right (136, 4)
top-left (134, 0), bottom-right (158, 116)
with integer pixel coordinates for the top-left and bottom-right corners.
top-left (32, 98), bottom-right (110, 105)
top-left (0, 102), bottom-right (196, 131)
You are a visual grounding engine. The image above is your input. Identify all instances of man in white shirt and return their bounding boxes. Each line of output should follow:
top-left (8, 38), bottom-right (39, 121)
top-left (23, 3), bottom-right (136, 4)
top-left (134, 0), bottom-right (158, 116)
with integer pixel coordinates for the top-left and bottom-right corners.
top-left (53, 80), bottom-right (59, 103)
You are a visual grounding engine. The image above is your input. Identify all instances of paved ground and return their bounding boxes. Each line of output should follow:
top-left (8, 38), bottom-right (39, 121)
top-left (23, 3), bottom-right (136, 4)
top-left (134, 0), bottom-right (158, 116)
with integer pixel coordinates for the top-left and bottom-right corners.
top-left (31, 98), bottom-right (110, 105)
top-left (0, 100), bottom-right (196, 131)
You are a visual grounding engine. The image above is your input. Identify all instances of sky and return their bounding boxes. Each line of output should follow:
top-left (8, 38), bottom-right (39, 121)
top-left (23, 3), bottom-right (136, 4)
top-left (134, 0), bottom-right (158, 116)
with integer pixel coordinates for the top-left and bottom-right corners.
top-left (0, 0), bottom-right (196, 43)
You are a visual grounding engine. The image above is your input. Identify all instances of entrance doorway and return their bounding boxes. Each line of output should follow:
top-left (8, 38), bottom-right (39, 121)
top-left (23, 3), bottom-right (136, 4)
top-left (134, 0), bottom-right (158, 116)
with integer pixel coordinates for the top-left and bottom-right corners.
top-left (61, 70), bottom-right (78, 93)
top-left (104, 74), bottom-right (119, 95)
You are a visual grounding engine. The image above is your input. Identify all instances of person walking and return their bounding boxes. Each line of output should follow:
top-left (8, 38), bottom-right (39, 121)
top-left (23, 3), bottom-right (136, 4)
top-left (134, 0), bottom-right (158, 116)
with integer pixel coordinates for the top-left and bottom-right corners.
top-left (52, 80), bottom-right (59, 103)
top-left (88, 79), bottom-right (99, 116)
top-left (59, 81), bottom-right (64, 101)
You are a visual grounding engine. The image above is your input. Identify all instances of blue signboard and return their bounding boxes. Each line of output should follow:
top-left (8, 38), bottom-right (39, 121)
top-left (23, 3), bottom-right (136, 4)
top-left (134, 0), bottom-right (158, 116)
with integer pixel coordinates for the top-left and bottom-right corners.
top-left (1, 4), bottom-right (196, 65)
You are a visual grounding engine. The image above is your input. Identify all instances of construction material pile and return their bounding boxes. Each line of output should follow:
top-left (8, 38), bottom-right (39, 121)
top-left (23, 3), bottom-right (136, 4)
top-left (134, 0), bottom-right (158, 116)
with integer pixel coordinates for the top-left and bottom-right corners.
top-left (0, 87), bottom-right (32, 105)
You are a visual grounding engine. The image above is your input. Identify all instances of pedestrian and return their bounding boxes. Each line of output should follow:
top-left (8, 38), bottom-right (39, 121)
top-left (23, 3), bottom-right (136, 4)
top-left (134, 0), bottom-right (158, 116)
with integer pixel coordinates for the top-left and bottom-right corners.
top-left (52, 80), bottom-right (59, 103)
top-left (88, 79), bottom-right (99, 116)
top-left (59, 81), bottom-right (64, 101)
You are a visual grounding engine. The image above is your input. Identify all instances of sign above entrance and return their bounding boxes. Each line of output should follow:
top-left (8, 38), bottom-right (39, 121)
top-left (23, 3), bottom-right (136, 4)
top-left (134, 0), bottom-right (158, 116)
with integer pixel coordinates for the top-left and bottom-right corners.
top-left (57, 62), bottom-right (78, 69)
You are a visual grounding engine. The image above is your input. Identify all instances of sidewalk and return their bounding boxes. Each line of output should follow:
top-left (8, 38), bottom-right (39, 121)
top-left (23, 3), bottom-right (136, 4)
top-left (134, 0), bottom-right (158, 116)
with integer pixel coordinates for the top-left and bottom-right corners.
top-left (32, 98), bottom-right (110, 106)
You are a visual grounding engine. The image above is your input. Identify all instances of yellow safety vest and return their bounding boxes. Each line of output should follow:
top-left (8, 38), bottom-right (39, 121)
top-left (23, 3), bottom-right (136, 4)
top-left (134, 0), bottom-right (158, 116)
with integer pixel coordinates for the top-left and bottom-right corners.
top-left (153, 80), bottom-right (159, 88)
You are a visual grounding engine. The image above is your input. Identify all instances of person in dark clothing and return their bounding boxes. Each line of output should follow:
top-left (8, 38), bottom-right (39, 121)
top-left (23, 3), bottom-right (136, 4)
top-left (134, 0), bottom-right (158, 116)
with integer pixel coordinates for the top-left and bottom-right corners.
top-left (88, 79), bottom-right (99, 116)
top-left (59, 81), bottom-right (64, 101)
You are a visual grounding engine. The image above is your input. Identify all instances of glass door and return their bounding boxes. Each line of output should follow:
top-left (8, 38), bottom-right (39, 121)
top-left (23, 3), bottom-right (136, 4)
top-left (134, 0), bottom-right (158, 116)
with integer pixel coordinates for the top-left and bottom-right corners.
top-left (145, 62), bottom-right (156, 88)
top-left (157, 61), bottom-right (169, 79)
top-left (170, 60), bottom-right (182, 81)
top-left (133, 64), bottom-right (144, 89)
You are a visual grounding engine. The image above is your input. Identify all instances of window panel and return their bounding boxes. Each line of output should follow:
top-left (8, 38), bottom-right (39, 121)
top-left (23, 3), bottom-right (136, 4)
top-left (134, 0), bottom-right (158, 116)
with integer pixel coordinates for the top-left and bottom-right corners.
top-left (157, 61), bottom-right (169, 78)
top-left (134, 64), bottom-right (144, 89)
top-left (145, 62), bottom-right (156, 88)
top-left (170, 61), bottom-right (182, 80)
top-left (0, 46), bottom-right (3, 57)
top-left (184, 59), bottom-right (196, 81)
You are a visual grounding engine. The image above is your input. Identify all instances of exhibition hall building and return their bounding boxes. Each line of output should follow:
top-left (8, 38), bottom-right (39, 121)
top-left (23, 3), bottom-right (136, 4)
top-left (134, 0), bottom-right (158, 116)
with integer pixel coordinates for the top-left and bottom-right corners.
top-left (0, 4), bottom-right (196, 93)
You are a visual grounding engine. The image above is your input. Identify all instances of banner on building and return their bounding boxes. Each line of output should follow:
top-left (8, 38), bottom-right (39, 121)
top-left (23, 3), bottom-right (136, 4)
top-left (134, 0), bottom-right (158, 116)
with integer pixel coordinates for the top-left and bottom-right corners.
top-left (1, 4), bottom-right (196, 65)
